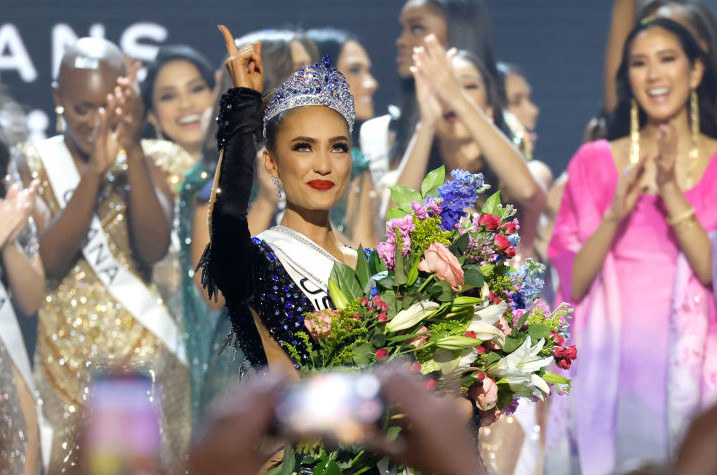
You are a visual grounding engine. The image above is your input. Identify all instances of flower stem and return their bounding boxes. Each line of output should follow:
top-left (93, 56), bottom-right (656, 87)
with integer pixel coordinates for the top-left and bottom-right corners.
top-left (416, 274), bottom-right (436, 294)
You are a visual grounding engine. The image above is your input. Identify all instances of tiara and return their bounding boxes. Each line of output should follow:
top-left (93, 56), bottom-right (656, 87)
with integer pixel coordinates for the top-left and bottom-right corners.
top-left (263, 55), bottom-right (355, 133)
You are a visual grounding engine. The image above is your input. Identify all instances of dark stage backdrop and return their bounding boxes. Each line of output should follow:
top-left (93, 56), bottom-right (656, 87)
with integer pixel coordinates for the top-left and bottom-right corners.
top-left (2, 0), bottom-right (714, 173)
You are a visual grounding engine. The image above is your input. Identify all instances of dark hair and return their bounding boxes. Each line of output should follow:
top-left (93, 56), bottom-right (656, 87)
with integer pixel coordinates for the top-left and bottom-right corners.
top-left (390, 0), bottom-right (504, 168)
top-left (497, 61), bottom-right (523, 82)
top-left (0, 139), bottom-right (9, 198)
top-left (201, 30), bottom-right (301, 165)
top-left (140, 45), bottom-right (215, 114)
top-left (607, 17), bottom-right (717, 140)
top-left (638, 1), bottom-right (717, 61)
top-left (306, 28), bottom-right (358, 65)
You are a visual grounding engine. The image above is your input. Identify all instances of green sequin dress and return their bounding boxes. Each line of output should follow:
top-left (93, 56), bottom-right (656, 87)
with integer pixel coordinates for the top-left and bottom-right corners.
top-left (178, 163), bottom-right (248, 428)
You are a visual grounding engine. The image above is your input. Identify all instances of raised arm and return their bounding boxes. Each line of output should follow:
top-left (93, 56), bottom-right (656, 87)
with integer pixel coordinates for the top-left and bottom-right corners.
top-left (115, 61), bottom-right (174, 266)
top-left (200, 27), bottom-right (265, 302)
top-left (604, 0), bottom-right (637, 111)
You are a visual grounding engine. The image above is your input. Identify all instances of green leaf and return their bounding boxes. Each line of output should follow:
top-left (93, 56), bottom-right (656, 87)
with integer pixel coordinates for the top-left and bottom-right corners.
top-left (463, 265), bottom-right (484, 288)
top-left (382, 290), bottom-right (398, 317)
top-left (394, 241), bottom-right (407, 286)
top-left (323, 461), bottom-right (341, 475)
top-left (390, 184), bottom-right (422, 211)
top-left (406, 260), bottom-right (420, 287)
top-left (386, 426), bottom-right (402, 442)
top-left (430, 280), bottom-right (453, 302)
top-left (376, 274), bottom-right (396, 290)
top-left (528, 323), bottom-right (551, 340)
top-left (279, 444), bottom-right (296, 475)
top-left (372, 333), bottom-right (387, 347)
top-left (355, 246), bottom-right (370, 290)
top-left (480, 264), bottom-right (495, 275)
top-left (368, 249), bottom-right (385, 274)
top-left (352, 343), bottom-right (373, 366)
top-left (503, 335), bottom-right (523, 353)
top-left (511, 309), bottom-right (532, 337)
top-left (543, 370), bottom-right (570, 384)
top-left (421, 165), bottom-right (446, 197)
top-left (330, 262), bottom-right (362, 300)
top-left (484, 352), bottom-right (501, 366)
top-left (481, 191), bottom-right (502, 216)
top-left (386, 207), bottom-right (408, 220)
top-left (328, 279), bottom-right (349, 309)
top-left (450, 232), bottom-right (470, 256)
top-left (496, 381), bottom-right (515, 410)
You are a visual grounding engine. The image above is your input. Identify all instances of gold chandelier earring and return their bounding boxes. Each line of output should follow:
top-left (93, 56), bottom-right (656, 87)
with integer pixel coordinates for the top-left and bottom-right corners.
top-left (688, 89), bottom-right (700, 186)
top-left (629, 98), bottom-right (640, 165)
top-left (55, 105), bottom-right (65, 134)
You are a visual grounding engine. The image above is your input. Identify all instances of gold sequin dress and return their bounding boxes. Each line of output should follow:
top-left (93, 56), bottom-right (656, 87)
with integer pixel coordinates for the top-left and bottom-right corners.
top-left (18, 138), bottom-right (192, 473)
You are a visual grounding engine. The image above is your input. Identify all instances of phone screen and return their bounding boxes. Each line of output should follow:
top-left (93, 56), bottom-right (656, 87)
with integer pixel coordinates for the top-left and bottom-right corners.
top-left (274, 372), bottom-right (384, 444)
top-left (84, 371), bottom-right (161, 475)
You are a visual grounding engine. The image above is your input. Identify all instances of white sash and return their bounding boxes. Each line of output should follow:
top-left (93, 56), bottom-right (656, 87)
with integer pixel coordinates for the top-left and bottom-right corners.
top-left (258, 226), bottom-right (337, 311)
top-left (0, 281), bottom-right (53, 470)
top-left (35, 136), bottom-right (187, 365)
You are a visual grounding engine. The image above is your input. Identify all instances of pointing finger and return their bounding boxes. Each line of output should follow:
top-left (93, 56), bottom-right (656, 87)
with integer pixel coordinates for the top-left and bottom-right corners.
top-left (219, 25), bottom-right (239, 57)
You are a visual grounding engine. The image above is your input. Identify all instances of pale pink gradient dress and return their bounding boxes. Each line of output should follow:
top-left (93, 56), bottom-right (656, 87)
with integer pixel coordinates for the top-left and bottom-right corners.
top-left (545, 140), bottom-right (717, 475)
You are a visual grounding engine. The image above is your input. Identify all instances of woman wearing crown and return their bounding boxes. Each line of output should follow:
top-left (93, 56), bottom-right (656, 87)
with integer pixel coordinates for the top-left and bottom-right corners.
top-left (199, 27), bottom-right (357, 372)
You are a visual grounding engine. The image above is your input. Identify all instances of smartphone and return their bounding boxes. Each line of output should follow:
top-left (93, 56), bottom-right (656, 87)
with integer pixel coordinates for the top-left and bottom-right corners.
top-left (274, 372), bottom-right (384, 445)
top-left (84, 370), bottom-right (161, 475)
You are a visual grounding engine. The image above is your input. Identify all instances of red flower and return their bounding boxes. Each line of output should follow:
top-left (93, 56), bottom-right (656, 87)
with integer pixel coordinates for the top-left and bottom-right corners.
top-left (377, 313), bottom-right (388, 323)
top-left (475, 371), bottom-right (486, 381)
top-left (501, 221), bottom-right (518, 234)
top-left (373, 297), bottom-right (389, 312)
top-left (465, 331), bottom-right (477, 339)
top-left (557, 359), bottom-right (571, 370)
top-left (411, 363), bottom-right (422, 372)
top-left (425, 379), bottom-right (437, 390)
top-left (553, 347), bottom-right (565, 358)
top-left (564, 345), bottom-right (577, 360)
top-left (551, 331), bottom-right (566, 347)
top-left (375, 348), bottom-right (388, 359)
top-left (360, 297), bottom-right (369, 307)
top-left (479, 214), bottom-right (501, 231)
top-left (475, 346), bottom-right (486, 354)
top-left (494, 234), bottom-right (515, 258)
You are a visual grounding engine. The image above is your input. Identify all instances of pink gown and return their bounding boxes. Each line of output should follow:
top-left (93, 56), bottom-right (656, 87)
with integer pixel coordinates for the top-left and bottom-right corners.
top-left (546, 140), bottom-right (717, 475)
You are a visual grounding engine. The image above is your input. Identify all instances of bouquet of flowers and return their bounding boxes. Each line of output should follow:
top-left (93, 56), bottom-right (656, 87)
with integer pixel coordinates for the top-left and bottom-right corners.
top-left (279, 167), bottom-right (574, 473)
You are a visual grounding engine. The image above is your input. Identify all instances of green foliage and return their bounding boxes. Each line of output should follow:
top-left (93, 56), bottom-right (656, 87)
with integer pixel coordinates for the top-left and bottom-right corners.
top-left (421, 165), bottom-right (445, 198)
top-left (389, 184), bottom-right (422, 212)
top-left (410, 215), bottom-right (451, 259)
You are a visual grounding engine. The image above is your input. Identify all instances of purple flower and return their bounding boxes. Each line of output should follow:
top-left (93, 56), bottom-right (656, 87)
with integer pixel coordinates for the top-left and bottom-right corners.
top-left (377, 241), bottom-right (395, 270)
top-left (412, 201), bottom-right (429, 220)
top-left (425, 197), bottom-right (442, 216)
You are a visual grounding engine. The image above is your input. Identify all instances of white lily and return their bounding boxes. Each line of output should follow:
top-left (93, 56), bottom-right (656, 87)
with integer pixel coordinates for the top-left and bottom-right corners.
top-left (466, 301), bottom-right (508, 346)
top-left (386, 301), bottom-right (440, 332)
top-left (488, 336), bottom-right (553, 398)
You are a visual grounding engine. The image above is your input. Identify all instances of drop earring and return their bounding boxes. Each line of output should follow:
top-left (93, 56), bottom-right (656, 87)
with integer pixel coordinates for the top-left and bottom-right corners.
top-left (271, 176), bottom-right (282, 199)
top-left (629, 98), bottom-right (640, 165)
top-left (153, 124), bottom-right (165, 140)
top-left (55, 105), bottom-right (65, 134)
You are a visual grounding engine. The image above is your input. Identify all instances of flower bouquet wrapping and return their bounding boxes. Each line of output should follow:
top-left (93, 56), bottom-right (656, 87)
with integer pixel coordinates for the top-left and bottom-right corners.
top-left (278, 167), bottom-right (575, 473)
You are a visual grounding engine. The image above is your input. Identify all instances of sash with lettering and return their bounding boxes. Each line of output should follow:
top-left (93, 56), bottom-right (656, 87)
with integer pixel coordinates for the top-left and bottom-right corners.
top-left (35, 135), bottom-right (187, 365)
top-left (0, 280), bottom-right (53, 469)
top-left (258, 225), bottom-right (338, 311)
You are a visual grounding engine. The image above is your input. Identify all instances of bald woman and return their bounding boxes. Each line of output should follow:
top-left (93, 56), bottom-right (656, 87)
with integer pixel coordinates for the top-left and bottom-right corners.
top-left (13, 38), bottom-right (192, 472)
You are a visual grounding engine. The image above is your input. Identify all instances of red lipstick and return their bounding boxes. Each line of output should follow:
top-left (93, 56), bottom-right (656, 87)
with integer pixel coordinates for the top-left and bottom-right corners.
top-left (307, 180), bottom-right (335, 191)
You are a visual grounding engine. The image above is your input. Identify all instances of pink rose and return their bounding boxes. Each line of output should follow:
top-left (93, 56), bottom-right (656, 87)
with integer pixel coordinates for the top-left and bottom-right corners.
top-left (469, 377), bottom-right (499, 411)
top-left (494, 234), bottom-right (516, 258)
top-left (418, 242), bottom-right (464, 291)
top-left (501, 219), bottom-right (519, 235)
top-left (407, 326), bottom-right (430, 348)
top-left (375, 348), bottom-right (388, 359)
top-left (496, 316), bottom-right (511, 336)
top-left (478, 213), bottom-right (501, 231)
top-left (303, 310), bottom-right (335, 341)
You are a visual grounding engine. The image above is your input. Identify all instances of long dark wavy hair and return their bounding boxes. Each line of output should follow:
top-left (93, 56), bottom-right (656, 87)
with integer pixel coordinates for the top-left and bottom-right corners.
top-left (390, 0), bottom-right (504, 169)
top-left (607, 17), bottom-right (717, 140)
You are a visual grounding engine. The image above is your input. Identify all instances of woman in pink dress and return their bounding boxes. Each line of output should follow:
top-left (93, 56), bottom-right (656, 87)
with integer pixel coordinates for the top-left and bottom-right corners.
top-left (547, 18), bottom-right (717, 474)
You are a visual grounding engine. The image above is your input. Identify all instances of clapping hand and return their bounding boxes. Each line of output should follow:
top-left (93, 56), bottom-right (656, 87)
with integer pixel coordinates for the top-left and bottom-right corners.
top-left (113, 58), bottom-right (144, 151)
top-left (219, 25), bottom-right (264, 93)
top-left (0, 181), bottom-right (38, 250)
top-left (412, 35), bottom-right (465, 110)
top-left (607, 153), bottom-right (649, 222)
top-left (410, 53), bottom-right (443, 129)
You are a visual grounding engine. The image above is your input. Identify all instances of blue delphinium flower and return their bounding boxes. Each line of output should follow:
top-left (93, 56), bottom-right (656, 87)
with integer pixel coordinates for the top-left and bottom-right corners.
top-left (509, 259), bottom-right (546, 309)
top-left (436, 170), bottom-right (485, 231)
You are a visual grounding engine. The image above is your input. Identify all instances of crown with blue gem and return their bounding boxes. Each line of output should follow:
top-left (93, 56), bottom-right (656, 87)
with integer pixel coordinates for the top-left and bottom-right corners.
top-left (263, 55), bottom-right (355, 133)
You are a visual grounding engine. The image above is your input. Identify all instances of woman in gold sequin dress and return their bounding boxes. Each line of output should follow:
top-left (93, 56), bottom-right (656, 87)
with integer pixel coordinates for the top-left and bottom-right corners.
top-left (13, 38), bottom-right (191, 473)
top-left (0, 141), bottom-right (44, 475)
